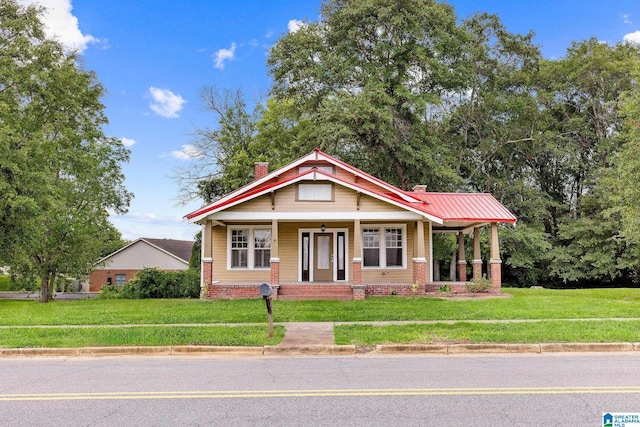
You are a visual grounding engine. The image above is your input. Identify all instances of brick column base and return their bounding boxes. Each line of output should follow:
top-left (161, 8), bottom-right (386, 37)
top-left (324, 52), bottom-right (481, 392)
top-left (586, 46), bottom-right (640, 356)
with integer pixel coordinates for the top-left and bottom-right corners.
top-left (351, 285), bottom-right (366, 300)
top-left (472, 260), bottom-right (482, 282)
top-left (412, 258), bottom-right (427, 286)
top-left (270, 258), bottom-right (280, 285)
top-left (457, 260), bottom-right (467, 282)
top-left (202, 259), bottom-right (213, 300)
top-left (490, 259), bottom-right (502, 292)
top-left (352, 258), bottom-right (362, 285)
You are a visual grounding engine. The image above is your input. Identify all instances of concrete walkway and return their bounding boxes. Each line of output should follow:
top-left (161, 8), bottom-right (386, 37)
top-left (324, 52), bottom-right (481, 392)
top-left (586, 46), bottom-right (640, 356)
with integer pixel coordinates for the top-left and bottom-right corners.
top-left (277, 322), bottom-right (335, 346)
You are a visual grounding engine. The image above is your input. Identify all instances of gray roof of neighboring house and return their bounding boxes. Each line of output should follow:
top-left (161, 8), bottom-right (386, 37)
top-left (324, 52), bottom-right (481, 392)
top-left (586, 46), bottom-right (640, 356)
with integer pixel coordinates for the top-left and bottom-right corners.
top-left (142, 238), bottom-right (194, 263)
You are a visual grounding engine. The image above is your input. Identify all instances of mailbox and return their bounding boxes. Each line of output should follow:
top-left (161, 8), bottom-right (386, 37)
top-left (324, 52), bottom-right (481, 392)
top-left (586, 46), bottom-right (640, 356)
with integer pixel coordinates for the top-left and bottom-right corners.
top-left (259, 283), bottom-right (272, 297)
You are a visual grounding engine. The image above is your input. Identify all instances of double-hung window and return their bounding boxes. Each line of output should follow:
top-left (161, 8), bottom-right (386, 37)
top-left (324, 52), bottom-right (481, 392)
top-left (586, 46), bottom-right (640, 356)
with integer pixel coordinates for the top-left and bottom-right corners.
top-left (229, 227), bottom-right (271, 269)
top-left (362, 225), bottom-right (405, 268)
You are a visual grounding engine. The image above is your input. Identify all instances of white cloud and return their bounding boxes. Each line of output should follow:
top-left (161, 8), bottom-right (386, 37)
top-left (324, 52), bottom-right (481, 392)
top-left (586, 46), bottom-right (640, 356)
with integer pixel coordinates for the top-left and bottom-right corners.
top-left (148, 87), bottom-right (186, 119)
top-left (171, 144), bottom-right (202, 160)
top-left (213, 43), bottom-right (237, 69)
top-left (624, 31), bottom-right (640, 45)
top-left (18, 0), bottom-right (100, 53)
top-left (121, 137), bottom-right (136, 147)
top-left (623, 14), bottom-right (632, 24)
top-left (288, 19), bottom-right (305, 33)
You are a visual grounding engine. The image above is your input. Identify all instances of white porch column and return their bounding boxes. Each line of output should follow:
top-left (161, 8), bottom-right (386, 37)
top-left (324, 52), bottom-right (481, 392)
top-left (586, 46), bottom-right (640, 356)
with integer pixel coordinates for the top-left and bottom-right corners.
top-left (353, 219), bottom-right (362, 285)
top-left (270, 219), bottom-right (280, 285)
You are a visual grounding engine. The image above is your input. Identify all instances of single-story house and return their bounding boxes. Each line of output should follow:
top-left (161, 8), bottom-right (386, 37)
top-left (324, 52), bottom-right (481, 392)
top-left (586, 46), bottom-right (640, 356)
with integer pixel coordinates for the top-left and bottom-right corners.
top-left (185, 149), bottom-right (516, 300)
top-left (89, 238), bottom-right (194, 292)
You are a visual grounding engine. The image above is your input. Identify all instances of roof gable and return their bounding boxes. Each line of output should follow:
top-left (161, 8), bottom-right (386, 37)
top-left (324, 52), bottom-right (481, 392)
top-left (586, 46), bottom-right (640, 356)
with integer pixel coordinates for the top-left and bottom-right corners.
top-left (95, 238), bottom-right (194, 266)
top-left (185, 149), bottom-right (516, 226)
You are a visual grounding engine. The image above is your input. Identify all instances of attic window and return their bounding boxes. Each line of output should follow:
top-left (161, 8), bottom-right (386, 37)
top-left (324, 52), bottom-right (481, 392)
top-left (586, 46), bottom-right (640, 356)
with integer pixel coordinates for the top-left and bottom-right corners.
top-left (297, 183), bottom-right (333, 201)
top-left (299, 165), bottom-right (334, 174)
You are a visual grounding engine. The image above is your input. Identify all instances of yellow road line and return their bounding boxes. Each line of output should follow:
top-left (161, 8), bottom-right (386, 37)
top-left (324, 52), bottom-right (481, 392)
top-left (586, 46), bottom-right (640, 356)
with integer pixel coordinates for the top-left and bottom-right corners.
top-left (2, 387), bottom-right (640, 401)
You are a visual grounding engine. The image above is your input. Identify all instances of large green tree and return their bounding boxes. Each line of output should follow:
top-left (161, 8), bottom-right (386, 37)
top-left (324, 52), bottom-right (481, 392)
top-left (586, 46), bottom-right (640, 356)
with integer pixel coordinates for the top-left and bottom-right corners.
top-left (0, 0), bottom-right (131, 301)
top-left (268, 0), bottom-right (469, 190)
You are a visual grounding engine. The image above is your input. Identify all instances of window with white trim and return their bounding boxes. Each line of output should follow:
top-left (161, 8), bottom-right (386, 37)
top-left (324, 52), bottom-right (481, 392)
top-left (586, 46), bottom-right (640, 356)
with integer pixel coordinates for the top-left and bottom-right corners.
top-left (362, 225), bottom-right (405, 268)
top-left (297, 183), bottom-right (333, 201)
top-left (115, 274), bottom-right (127, 286)
top-left (253, 229), bottom-right (272, 268)
top-left (229, 227), bottom-right (271, 269)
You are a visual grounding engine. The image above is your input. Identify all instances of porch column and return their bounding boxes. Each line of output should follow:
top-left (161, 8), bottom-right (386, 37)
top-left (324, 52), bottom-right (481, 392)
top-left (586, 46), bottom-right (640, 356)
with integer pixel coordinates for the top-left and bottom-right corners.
top-left (412, 220), bottom-right (427, 287)
top-left (489, 222), bottom-right (502, 291)
top-left (472, 227), bottom-right (482, 282)
top-left (201, 220), bottom-right (213, 300)
top-left (270, 220), bottom-right (280, 285)
top-left (352, 219), bottom-right (362, 285)
top-left (457, 232), bottom-right (467, 282)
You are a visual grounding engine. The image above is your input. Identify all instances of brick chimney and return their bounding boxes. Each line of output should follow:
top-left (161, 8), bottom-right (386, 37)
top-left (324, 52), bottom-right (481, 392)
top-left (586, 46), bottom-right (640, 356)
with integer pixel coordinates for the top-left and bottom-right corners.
top-left (412, 185), bottom-right (427, 193)
top-left (254, 162), bottom-right (269, 180)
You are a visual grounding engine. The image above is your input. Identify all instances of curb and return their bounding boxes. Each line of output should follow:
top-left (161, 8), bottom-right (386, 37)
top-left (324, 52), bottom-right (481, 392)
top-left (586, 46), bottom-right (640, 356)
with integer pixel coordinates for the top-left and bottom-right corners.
top-left (1, 342), bottom-right (640, 358)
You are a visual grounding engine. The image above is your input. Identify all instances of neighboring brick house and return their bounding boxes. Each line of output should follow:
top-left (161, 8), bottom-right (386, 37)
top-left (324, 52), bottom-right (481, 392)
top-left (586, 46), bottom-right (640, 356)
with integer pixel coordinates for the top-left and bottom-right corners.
top-left (89, 238), bottom-right (194, 292)
top-left (185, 149), bottom-right (516, 300)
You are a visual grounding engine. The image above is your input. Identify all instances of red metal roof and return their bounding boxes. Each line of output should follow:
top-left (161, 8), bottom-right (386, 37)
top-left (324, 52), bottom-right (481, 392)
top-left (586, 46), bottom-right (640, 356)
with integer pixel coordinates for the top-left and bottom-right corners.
top-left (185, 149), bottom-right (517, 225)
top-left (409, 192), bottom-right (517, 223)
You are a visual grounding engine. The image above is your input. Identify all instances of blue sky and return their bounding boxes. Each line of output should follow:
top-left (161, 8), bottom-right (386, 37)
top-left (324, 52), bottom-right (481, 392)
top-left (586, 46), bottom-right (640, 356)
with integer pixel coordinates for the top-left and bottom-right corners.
top-left (20, 0), bottom-right (640, 242)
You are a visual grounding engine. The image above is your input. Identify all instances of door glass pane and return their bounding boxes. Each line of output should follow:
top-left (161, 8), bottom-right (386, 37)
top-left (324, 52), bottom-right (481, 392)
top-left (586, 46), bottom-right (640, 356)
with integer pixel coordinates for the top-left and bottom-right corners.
top-left (317, 235), bottom-right (330, 269)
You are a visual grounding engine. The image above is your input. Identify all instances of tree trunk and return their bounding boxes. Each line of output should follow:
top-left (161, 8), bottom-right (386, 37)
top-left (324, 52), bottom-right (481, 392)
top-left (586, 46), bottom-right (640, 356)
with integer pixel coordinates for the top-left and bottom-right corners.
top-left (433, 260), bottom-right (440, 282)
top-left (39, 273), bottom-right (55, 302)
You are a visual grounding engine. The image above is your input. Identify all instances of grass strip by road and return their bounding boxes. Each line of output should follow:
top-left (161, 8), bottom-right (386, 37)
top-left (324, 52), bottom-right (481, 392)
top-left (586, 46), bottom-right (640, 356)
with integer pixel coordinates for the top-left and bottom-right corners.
top-left (0, 325), bottom-right (284, 348)
top-left (334, 320), bottom-right (640, 345)
top-left (2, 288), bottom-right (640, 326)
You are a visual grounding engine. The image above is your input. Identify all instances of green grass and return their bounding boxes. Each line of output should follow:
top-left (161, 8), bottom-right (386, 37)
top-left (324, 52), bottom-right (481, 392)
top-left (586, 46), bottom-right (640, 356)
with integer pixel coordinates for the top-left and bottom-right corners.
top-left (1, 288), bottom-right (640, 326)
top-left (2, 288), bottom-right (640, 347)
top-left (335, 320), bottom-right (640, 345)
top-left (0, 326), bottom-right (284, 348)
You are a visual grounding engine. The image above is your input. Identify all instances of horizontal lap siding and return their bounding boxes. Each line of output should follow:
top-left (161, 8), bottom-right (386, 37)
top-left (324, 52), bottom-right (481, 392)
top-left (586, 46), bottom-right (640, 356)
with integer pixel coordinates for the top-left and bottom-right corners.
top-left (211, 225), bottom-right (270, 282)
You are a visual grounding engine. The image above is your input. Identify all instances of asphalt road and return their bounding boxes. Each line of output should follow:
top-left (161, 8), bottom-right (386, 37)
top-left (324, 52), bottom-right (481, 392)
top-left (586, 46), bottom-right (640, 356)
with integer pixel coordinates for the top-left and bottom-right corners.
top-left (1, 353), bottom-right (639, 426)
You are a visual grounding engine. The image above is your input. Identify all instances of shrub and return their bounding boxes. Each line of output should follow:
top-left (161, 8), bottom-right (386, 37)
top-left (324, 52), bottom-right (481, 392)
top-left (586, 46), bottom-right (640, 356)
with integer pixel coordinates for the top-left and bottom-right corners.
top-left (96, 285), bottom-right (122, 299)
top-left (120, 268), bottom-right (200, 299)
top-left (466, 276), bottom-right (492, 293)
top-left (438, 284), bottom-right (451, 293)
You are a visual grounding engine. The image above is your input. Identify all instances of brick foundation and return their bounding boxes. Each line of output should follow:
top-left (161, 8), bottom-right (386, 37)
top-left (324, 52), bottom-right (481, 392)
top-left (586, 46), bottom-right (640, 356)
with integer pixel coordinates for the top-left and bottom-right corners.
top-left (270, 260), bottom-right (280, 285)
top-left (457, 261), bottom-right (467, 282)
top-left (412, 259), bottom-right (427, 287)
top-left (490, 259), bottom-right (502, 292)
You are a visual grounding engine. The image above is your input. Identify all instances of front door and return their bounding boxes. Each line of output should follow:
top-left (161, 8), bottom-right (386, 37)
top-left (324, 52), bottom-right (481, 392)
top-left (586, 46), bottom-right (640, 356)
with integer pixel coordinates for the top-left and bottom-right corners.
top-left (313, 233), bottom-right (333, 281)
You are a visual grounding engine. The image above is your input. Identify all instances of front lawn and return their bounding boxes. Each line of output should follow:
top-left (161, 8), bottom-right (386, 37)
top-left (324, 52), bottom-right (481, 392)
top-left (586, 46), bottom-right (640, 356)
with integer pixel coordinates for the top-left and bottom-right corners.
top-left (334, 320), bottom-right (640, 345)
top-left (2, 288), bottom-right (640, 347)
top-left (1, 288), bottom-right (640, 326)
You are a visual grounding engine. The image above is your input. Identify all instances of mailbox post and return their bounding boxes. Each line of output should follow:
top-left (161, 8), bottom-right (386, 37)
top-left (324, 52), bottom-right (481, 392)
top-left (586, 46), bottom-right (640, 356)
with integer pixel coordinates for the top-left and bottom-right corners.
top-left (259, 283), bottom-right (273, 338)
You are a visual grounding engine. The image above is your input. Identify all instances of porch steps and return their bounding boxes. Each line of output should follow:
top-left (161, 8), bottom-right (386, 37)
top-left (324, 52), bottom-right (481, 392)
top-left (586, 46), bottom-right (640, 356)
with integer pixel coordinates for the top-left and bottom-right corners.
top-left (277, 284), bottom-right (353, 301)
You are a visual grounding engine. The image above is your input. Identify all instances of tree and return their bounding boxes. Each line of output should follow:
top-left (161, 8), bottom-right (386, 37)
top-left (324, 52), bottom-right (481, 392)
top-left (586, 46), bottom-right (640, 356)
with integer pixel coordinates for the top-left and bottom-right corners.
top-left (267, 0), bottom-right (469, 190)
top-left (0, 0), bottom-right (131, 301)
top-left (175, 87), bottom-right (264, 203)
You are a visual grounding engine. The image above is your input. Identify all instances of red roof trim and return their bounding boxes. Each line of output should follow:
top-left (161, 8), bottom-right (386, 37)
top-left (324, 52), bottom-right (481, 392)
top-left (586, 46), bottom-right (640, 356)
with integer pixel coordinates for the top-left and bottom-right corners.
top-left (185, 149), bottom-right (517, 225)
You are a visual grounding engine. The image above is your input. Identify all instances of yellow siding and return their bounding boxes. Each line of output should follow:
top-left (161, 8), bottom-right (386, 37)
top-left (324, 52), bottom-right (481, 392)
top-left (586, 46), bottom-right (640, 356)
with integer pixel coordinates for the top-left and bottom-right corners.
top-left (211, 224), bottom-right (271, 282)
top-left (209, 219), bottom-right (433, 284)
top-left (222, 185), bottom-right (409, 214)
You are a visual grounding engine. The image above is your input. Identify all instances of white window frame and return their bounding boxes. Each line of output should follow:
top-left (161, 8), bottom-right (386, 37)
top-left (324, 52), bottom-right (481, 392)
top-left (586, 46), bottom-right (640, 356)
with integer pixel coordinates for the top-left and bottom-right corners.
top-left (297, 183), bottom-right (334, 201)
top-left (115, 274), bottom-right (127, 286)
top-left (227, 226), bottom-right (272, 270)
top-left (361, 224), bottom-right (407, 269)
